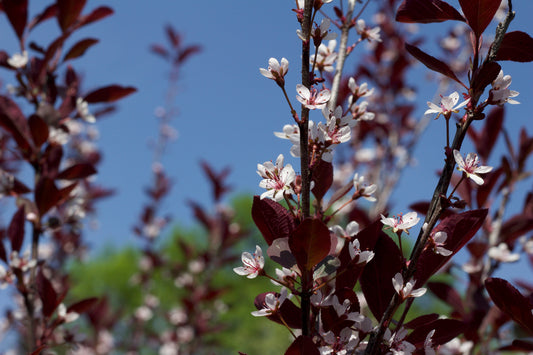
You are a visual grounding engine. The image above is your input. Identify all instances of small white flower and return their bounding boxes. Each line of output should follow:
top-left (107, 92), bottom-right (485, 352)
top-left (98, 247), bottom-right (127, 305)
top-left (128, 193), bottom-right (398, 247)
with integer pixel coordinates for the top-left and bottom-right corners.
top-left (453, 150), bottom-right (493, 185)
top-left (355, 19), bottom-right (382, 42)
top-left (431, 231), bottom-right (453, 256)
top-left (353, 173), bottom-right (377, 202)
top-left (349, 239), bottom-right (375, 264)
top-left (76, 98), bottom-right (96, 123)
top-left (251, 287), bottom-right (288, 317)
top-left (425, 92), bottom-right (470, 119)
top-left (296, 84), bottom-right (331, 110)
top-left (488, 243), bottom-right (520, 263)
top-left (392, 273), bottom-right (426, 299)
top-left (57, 303), bottom-right (79, 323)
top-left (259, 57), bottom-right (289, 86)
top-left (348, 77), bottom-right (374, 98)
top-left (7, 51), bottom-right (28, 68)
top-left (233, 245), bottom-right (265, 279)
top-left (257, 154), bottom-right (296, 201)
top-left (490, 70), bottom-right (519, 105)
top-left (381, 212), bottom-right (419, 234)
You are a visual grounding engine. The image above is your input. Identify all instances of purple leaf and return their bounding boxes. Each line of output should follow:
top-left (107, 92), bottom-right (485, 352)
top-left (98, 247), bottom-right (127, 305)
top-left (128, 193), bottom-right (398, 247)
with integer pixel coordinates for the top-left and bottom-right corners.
top-left (459, 0), bottom-right (503, 39)
top-left (2, 0), bottom-right (28, 41)
top-left (311, 160), bottom-right (333, 202)
top-left (57, 163), bottom-right (97, 180)
top-left (289, 218), bottom-right (331, 272)
top-left (405, 43), bottom-right (465, 86)
top-left (64, 38), bottom-right (99, 61)
top-left (84, 85), bottom-right (137, 103)
top-left (495, 31), bottom-right (533, 62)
top-left (252, 196), bottom-right (296, 245)
top-left (57, 0), bottom-right (87, 31)
top-left (285, 336), bottom-right (319, 355)
top-left (7, 206), bottom-right (25, 253)
top-left (485, 277), bottom-right (533, 334)
top-left (396, 0), bottom-right (465, 24)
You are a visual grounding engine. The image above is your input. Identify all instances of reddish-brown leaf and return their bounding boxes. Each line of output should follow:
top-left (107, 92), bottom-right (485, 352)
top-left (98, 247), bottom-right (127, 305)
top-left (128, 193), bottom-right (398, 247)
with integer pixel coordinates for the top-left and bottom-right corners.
top-left (165, 25), bottom-right (181, 48)
top-left (289, 218), bottom-right (331, 272)
top-left (476, 168), bottom-right (503, 208)
top-left (7, 206), bottom-right (25, 253)
top-left (485, 277), bottom-right (533, 334)
top-left (0, 236), bottom-right (7, 263)
top-left (495, 31), bottom-right (533, 62)
top-left (64, 38), bottom-right (99, 61)
top-left (28, 114), bottom-right (49, 148)
top-left (404, 313), bottom-right (440, 329)
top-left (311, 160), bottom-right (333, 202)
top-left (57, 163), bottom-right (97, 180)
top-left (405, 43), bottom-right (465, 86)
top-left (406, 319), bottom-right (466, 347)
top-left (470, 61), bottom-right (501, 99)
top-left (77, 6), bottom-right (114, 28)
top-left (2, 0), bottom-right (28, 41)
top-left (0, 95), bottom-right (33, 155)
top-left (68, 297), bottom-right (99, 314)
top-left (470, 105), bottom-right (504, 162)
top-left (284, 336), bottom-right (320, 355)
top-left (57, 0), bottom-right (87, 31)
top-left (459, 0), bottom-right (503, 38)
top-left (414, 209), bottom-right (488, 286)
top-left (360, 233), bottom-right (403, 320)
top-left (84, 85), bottom-right (137, 103)
top-left (37, 269), bottom-right (59, 318)
top-left (28, 4), bottom-right (58, 31)
top-left (177, 45), bottom-right (202, 64)
top-left (396, 0), bottom-right (465, 24)
top-left (252, 196), bottom-right (296, 245)
top-left (35, 178), bottom-right (60, 216)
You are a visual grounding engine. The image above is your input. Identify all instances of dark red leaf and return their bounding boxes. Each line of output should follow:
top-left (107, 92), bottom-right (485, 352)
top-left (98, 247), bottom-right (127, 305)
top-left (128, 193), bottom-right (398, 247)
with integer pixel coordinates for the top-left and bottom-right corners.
top-left (428, 281), bottom-right (466, 316)
top-left (0, 236), bottom-right (7, 263)
top-left (28, 114), bottom-right (49, 148)
top-left (500, 214), bottom-right (533, 245)
top-left (405, 43), bottom-right (465, 86)
top-left (7, 206), bottom-right (25, 253)
top-left (396, 0), bottom-right (465, 24)
top-left (2, 0), bottom-right (28, 41)
top-left (12, 178), bottom-right (31, 195)
top-left (150, 44), bottom-right (169, 59)
top-left (518, 128), bottom-right (533, 172)
top-left (404, 313), bottom-right (440, 329)
top-left (0, 95), bottom-right (33, 155)
top-left (200, 161), bottom-right (231, 201)
top-left (311, 160), bottom-right (333, 202)
top-left (84, 85), bottom-right (137, 103)
top-left (495, 31), bottom-right (533, 62)
top-left (501, 340), bottom-right (533, 351)
top-left (35, 178), bottom-right (60, 216)
top-left (360, 233), bottom-right (403, 320)
top-left (485, 277), bottom-right (533, 334)
top-left (252, 196), bottom-right (296, 246)
top-left (28, 4), bottom-right (58, 31)
top-left (77, 6), bottom-right (113, 28)
top-left (267, 237), bottom-right (297, 269)
top-left (458, 0), bottom-right (503, 38)
top-left (177, 45), bottom-right (202, 64)
top-left (57, 0), bottom-right (87, 31)
top-left (165, 25), bottom-right (181, 48)
top-left (57, 163), bottom-right (97, 180)
top-left (476, 168), bottom-right (503, 208)
top-left (406, 319), bottom-right (466, 347)
top-left (37, 269), bottom-right (58, 318)
top-left (64, 38), bottom-right (99, 61)
top-left (42, 143), bottom-right (63, 179)
top-left (285, 336), bottom-right (320, 355)
top-left (414, 209), bottom-right (488, 286)
top-left (471, 61), bottom-right (501, 99)
top-left (289, 218), bottom-right (331, 272)
top-left (67, 297), bottom-right (99, 314)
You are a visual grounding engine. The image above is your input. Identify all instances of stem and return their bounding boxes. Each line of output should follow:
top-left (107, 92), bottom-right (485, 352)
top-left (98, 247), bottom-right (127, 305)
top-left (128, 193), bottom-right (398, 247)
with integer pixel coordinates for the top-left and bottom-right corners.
top-left (327, 0), bottom-right (356, 111)
top-left (299, 0), bottom-right (314, 337)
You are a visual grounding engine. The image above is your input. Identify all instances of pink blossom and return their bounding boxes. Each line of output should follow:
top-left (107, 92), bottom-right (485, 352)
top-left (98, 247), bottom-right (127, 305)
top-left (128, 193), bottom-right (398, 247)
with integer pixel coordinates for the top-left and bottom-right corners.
top-left (251, 287), bottom-right (288, 317)
top-left (489, 70), bottom-right (519, 105)
top-left (392, 273), bottom-right (426, 299)
top-left (257, 154), bottom-right (296, 201)
top-left (355, 19), bottom-right (382, 42)
top-left (424, 92), bottom-right (470, 119)
top-left (431, 231), bottom-right (453, 256)
top-left (259, 57), bottom-right (289, 87)
top-left (453, 150), bottom-right (493, 185)
top-left (381, 212), bottom-right (419, 234)
top-left (233, 245), bottom-right (265, 279)
top-left (296, 84), bottom-right (331, 110)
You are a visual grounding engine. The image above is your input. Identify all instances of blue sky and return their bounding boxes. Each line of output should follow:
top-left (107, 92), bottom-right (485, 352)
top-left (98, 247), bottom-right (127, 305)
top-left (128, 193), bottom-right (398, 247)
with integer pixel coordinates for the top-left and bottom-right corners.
top-left (0, 1), bottom-right (532, 259)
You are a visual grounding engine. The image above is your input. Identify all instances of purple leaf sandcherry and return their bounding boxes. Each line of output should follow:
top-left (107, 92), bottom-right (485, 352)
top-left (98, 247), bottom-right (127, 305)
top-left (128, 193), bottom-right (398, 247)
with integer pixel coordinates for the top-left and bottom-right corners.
top-left (233, 245), bottom-right (265, 279)
top-left (424, 91), bottom-right (470, 120)
top-left (257, 154), bottom-right (296, 201)
top-left (381, 211), bottom-right (420, 234)
top-left (489, 69), bottom-right (519, 105)
top-left (453, 150), bottom-right (493, 185)
top-left (296, 84), bottom-right (331, 110)
top-left (392, 273), bottom-right (427, 300)
top-left (251, 287), bottom-right (288, 317)
top-left (259, 57), bottom-right (289, 87)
